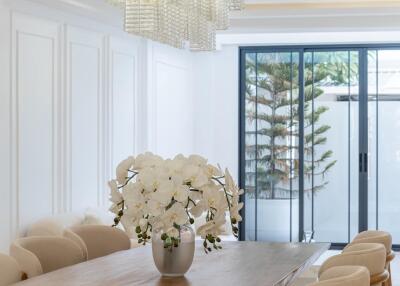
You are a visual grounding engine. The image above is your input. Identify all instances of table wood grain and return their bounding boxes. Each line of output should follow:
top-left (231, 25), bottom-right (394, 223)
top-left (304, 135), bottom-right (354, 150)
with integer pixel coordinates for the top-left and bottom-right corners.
top-left (13, 241), bottom-right (330, 286)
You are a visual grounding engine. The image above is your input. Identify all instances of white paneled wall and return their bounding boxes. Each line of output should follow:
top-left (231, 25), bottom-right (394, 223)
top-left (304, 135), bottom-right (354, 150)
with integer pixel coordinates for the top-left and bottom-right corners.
top-left (192, 46), bottom-right (239, 180)
top-left (108, 36), bottom-right (138, 173)
top-left (147, 43), bottom-right (194, 158)
top-left (0, 3), bottom-right (12, 254)
top-left (11, 13), bottom-right (60, 237)
top-left (0, 1), bottom-right (143, 253)
top-left (66, 26), bottom-right (104, 212)
top-left (0, 0), bottom-right (197, 253)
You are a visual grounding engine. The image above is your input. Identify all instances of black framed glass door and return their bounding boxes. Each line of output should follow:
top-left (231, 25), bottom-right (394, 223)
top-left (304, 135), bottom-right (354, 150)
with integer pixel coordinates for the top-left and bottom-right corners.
top-left (303, 50), bottom-right (360, 245)
top-left (241, 51), bottom-right (300, 242)
top-left (367, 49), bottom-right (400, 244)
top-left (239, 45), bottom-right (400, 247)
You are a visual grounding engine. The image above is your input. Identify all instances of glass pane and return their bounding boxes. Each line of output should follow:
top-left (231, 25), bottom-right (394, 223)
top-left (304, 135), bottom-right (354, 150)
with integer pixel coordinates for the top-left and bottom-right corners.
top-left (244, 52), bottom-right (257, 241)
top-left (303, 51), bottom-right (359, 243)
top-left (244, 51), bottom-right (299, 242)
top-left (368, 49), bottom-right (400, 244)
top-left (368, 50), bottom-right (378, 231)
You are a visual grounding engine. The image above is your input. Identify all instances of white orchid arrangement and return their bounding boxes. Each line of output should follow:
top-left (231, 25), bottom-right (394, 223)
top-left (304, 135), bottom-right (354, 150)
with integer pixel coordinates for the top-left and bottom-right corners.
top-left (109, 152), bottom-right (243, 253)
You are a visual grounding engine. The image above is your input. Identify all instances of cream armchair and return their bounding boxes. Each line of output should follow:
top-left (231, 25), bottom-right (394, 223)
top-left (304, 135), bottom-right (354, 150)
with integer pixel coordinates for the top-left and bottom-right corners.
top-left (319, 243), bottom-right (388, 286)
top-left (10, 237), bottom-right (86, 278)
top-left (63, 225), bottom-right (131, 260)
top-left (26, 209), bottom-right (114, 237)
top-left (309, 265), bottom-right (370, 286)
top-left (347, 230), bottom-right (394, 286)
top-left (26, 209), bottom-right (142, 249)
top-left (0, 253), bottom-right (23, 286)
top-left (348, 231), bottom-right (392, 254)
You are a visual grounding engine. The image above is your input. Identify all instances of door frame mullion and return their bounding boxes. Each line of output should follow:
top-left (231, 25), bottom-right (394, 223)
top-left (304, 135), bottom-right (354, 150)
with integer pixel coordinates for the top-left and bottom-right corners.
top-left (298, 49), bottom-right (305, 242)
top-left (359, 48), bottom-right (369, 233)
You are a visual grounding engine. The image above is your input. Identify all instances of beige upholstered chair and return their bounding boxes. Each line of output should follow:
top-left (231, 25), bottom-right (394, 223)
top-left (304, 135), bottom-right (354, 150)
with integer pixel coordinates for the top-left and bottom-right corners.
top-left (347, 230), bottom-right (395, 286)
top-left (0, 253), bottom-right (23, 286)
top-left (319, 243), bottom-right (388, 286)
top-left (27, 209), bottom-right (114, 237)
top-left (309, 266), bottom-right (370, 286)
top-left (27, 211), bottom-right (141, 249)
top-left (349, 231), bottom-right (392, 253)
top-left (10, 237), bottom-right (86, 278)
top-left (63, 225), bottom-right (130, 260)
top-left (27, 213), bottom-right (84, 237)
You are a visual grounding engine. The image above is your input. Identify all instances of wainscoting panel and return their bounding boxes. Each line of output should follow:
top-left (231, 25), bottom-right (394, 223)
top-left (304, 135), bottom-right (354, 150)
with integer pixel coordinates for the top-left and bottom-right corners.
top-left (148, 43), bottom-right (194, 159)
top-left (108, 36), bottom-right (138, 181)
top-left (11, 13), bottom-right (60, 236)
top-left (0, 0), bottom-right (165, 253)
top-left (65, 26), bottom-right (104, 212)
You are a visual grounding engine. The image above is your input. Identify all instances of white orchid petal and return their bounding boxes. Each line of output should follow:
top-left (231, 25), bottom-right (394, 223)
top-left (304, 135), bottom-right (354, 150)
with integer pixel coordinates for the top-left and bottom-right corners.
top-left (110, 154), bottom-right (242, 244)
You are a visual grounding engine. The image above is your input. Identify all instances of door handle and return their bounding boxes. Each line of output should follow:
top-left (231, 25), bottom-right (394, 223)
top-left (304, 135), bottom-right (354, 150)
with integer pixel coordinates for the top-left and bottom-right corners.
top-left (359, 153), bottom-right (363, 172)
top-left (364, 153), bottom-right (368, 173)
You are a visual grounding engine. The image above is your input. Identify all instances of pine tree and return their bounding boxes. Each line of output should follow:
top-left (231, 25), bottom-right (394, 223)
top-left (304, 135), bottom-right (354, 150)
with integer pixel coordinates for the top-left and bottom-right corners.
top-left (244, 52), bottom-right (356, 199)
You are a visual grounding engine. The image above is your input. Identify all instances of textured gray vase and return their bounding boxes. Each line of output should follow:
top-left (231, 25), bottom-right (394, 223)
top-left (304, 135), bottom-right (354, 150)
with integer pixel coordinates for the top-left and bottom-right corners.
top-left (152, 224), bottom-right (195, 277)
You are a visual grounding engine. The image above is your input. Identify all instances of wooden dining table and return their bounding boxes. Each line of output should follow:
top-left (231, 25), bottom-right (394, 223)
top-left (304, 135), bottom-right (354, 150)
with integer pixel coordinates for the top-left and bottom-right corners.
top-left (13, 241), bottom-right (330, 286)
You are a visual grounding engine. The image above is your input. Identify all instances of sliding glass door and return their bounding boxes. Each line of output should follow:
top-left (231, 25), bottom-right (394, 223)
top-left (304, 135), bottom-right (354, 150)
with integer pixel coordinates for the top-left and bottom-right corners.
top-left (367, 50), bottom-right (400, 243)
top-left (240, 45), bottom-right (400, 247)
top-left (303, 50), bottom-right (359, 244)
top-left (243, 51), bottom-right (300, 242)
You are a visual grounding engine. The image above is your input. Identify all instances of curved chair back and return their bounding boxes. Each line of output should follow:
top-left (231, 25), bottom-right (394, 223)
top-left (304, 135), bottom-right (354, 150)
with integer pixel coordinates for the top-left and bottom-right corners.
top-left (65, 225), bottom-right (130, 260)
top-left (0, 253), bottom-right (22, 286)
top-left (10, 237), bottom-right (85, 278)
top-left (319, 243), bottom-right (387, 286)
top-left (27, 219), bottom-right (68, 237)
top-left (348, 231), bottom-right (392, 254)
top-left (309, 266), bottom-right (370, 286)
top-left (348, 231), bottom-right (394, 286)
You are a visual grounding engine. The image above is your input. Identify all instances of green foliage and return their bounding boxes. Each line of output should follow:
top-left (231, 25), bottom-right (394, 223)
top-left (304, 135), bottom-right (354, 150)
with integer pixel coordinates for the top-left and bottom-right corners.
top-left (244, 52), bottom-right (356, 199)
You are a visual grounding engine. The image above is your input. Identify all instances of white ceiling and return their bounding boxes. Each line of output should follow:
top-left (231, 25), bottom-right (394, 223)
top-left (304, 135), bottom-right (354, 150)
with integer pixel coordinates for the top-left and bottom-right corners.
top-left (228, 0), bottom-right (400, 33)
top-left (34, 0), bottom-right (400, 36)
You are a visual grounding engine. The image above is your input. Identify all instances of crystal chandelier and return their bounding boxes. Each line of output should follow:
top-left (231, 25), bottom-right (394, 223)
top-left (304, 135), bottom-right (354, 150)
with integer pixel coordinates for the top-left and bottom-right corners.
top-left (106, 0), bottom-right (244, 51)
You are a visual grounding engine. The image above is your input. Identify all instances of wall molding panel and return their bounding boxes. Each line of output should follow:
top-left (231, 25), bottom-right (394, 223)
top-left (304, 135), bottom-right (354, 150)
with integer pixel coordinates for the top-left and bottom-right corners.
top-left (65, 25), bottom-right (105, 212)
top-left (107, 36), bottom-right (138, 203)
top-left (147, 42), bottom-right (195, 158)
top-left (10, 12), bottom-right (61, 238)
top-left (0, 0), bottom-right (195, 253)
top-left (0, 1), bottom-right (145, 253)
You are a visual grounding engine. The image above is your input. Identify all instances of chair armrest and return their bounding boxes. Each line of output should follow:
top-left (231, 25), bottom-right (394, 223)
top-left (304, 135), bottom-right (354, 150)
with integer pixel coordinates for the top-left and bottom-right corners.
top-left (370, 269), bottom-right (389, 285)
